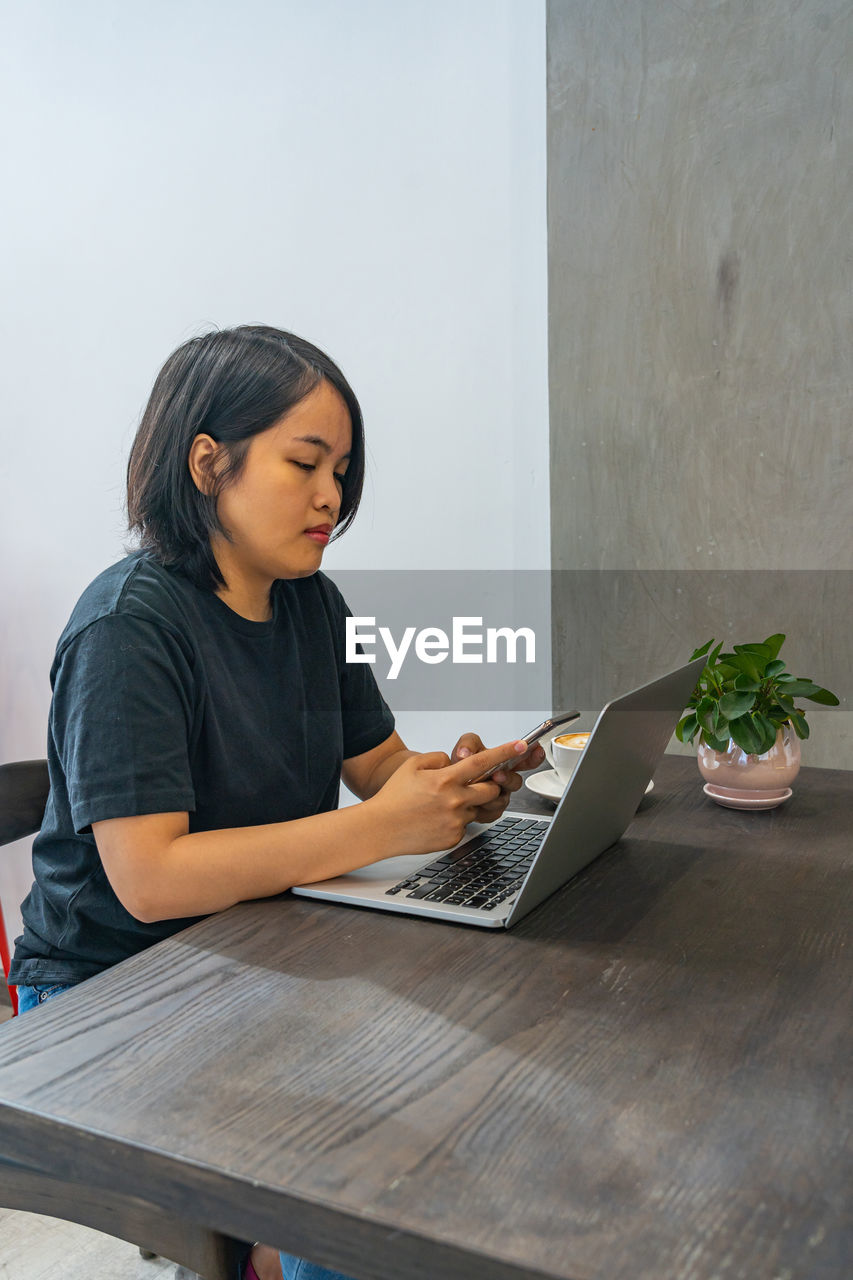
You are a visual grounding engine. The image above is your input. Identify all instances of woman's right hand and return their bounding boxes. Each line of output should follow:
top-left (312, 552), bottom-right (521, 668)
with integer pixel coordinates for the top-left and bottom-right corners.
top-left (369, 740), bottom-right (529, 856)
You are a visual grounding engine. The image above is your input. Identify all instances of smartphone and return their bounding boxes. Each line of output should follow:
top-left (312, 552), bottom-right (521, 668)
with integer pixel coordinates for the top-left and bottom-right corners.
top-left (468, 710), bottom-right (581, 783)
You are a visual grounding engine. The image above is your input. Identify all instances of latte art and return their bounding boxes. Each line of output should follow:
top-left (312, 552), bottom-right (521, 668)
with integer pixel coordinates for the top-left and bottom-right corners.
top-left (554, 731), bottom-right (590, 750)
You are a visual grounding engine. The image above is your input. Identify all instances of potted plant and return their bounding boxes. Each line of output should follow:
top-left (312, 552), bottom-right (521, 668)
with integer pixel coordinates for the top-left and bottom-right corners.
top-left (676, 633), bottom-right (839, 807)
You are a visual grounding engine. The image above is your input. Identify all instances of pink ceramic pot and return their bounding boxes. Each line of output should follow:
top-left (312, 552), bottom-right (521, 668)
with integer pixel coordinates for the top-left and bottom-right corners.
top-left (697, 724), bottom-right (802, 792)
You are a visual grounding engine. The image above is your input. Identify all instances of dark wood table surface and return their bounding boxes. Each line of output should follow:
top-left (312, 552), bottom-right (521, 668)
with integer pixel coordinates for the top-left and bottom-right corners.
top-left (0, 755), bottom-right (851, 1280)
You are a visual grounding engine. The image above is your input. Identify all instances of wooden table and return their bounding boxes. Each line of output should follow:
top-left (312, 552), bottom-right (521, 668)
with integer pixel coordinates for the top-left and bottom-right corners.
top-left (0, 756), bottom-right (851, 1280)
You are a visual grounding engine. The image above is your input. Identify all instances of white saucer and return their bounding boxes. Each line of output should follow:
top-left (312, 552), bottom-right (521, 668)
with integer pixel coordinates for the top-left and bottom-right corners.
top-left (525, 768), bottom-right (654, 803)
top-left (703, 782), bottom-right (792, 811)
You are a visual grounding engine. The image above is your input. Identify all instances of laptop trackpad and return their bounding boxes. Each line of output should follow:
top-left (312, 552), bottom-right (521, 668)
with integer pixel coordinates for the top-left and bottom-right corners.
top-left (294, 852), bottom-right (431, 893)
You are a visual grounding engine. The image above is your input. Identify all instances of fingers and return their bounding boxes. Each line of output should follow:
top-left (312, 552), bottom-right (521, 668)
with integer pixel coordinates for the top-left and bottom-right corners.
top-left (415, 750), bottom-right (453, 771)
top-left (492, 744), bottom-right (546, 781)
top-left (494, 768), bottom-right (524, 793)
top-left (472, 789), bottom-right (512, 822)
top-left (510, 743), bottom-right (546, 774)
top-left (465, 779), bottom-right (503, 808)
top-left (453, 739), bottom-right (544, 773)
top-left (450, 733), bottom-right (485, 763)
top-left (476, 755), bottom-right (528, 821)
top-left (450, 739), bottom-right (529, 784)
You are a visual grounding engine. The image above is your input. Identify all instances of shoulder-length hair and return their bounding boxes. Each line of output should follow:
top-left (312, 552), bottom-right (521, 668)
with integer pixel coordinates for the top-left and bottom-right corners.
top-left (126, 325), bottom-right (365, 591)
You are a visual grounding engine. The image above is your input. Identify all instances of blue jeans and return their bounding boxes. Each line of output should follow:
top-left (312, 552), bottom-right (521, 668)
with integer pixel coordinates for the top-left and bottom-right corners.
top-left (16, 983), bottom-right (73, 1013)
top-left (17, 984), bottom-right (356, 1280)
top-left (279, 1257), bottom-right (355, 1280)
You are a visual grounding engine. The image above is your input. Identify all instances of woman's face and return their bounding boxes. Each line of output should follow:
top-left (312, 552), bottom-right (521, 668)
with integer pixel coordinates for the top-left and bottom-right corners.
top-left (203, 378), bottom-right (353, 612)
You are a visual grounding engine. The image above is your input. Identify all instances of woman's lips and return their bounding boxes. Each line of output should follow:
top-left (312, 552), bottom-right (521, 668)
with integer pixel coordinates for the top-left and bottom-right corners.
top-left (305, 527), bottom-right (331, 545)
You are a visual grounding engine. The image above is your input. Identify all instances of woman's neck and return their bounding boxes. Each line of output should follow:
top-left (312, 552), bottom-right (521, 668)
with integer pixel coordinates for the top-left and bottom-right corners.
top-left (210, 539), bottom-right (274, 621)
top-left (214, 575), bottom-right (273, 622)
top-left (213, 588), bottom-right (270, 624)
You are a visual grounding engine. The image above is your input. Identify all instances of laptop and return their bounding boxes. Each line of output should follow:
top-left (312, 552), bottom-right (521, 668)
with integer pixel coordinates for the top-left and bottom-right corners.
top-left (292, 657), bottom-right (705, 929)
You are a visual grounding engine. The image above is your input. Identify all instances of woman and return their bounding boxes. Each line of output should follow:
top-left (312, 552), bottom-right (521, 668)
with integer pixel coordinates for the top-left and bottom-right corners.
top-left (10, 325), bottom-right (542, 1280)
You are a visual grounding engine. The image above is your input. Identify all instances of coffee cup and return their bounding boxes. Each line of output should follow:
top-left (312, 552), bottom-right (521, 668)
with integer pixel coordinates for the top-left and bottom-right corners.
top-left (547, 730), bottom-right (591, 784)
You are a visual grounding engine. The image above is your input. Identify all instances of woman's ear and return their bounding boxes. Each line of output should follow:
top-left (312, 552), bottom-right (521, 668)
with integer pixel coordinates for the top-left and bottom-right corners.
top-left (187, 434), bottom-right (221, 495)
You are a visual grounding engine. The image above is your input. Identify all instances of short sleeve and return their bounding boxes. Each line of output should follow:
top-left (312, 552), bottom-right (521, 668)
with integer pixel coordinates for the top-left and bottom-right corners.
top-left (321, 582), bottom-right (395, 759)
top-left (51, 614), bottom-right (198, 831)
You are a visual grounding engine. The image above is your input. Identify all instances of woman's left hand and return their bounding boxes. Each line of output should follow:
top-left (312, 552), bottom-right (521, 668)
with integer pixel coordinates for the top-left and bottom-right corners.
top-left (449, 733), bottom-right (546, 824)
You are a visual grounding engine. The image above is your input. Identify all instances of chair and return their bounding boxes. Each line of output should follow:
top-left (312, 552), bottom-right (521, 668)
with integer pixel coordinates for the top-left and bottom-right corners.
top-left (0, 760), bottom-right (50, 1016)
top-left (0, 758), bottom-right (176, 1262)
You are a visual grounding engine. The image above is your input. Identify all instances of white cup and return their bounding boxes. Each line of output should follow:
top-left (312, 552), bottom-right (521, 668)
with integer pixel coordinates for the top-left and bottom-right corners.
top-left (546, 730), bottom-right (591, 784)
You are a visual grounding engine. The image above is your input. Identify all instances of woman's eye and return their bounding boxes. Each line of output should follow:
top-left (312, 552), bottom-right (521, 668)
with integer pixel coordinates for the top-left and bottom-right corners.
top-left (293, 461), bottom-right (346, 485)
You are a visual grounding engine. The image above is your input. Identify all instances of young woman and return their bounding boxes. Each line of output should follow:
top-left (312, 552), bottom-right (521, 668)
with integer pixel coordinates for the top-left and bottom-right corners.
top-left (10, 325), bottom-right (543, 1280)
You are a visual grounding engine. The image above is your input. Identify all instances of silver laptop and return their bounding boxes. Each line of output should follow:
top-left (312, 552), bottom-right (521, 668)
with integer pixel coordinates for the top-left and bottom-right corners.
top-left (292, 658), bottom-right (705, 929)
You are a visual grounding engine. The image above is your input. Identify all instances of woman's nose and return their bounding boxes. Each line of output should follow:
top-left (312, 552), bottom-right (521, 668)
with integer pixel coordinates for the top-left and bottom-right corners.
top-left (316, 470), bottom-right (340, 513)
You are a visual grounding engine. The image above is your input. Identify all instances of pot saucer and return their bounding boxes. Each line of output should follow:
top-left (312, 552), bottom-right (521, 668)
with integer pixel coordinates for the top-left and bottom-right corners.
top-left (703, 782), bottom-right (792, 811)
top-left (525, 769), bottom-right (653, 803)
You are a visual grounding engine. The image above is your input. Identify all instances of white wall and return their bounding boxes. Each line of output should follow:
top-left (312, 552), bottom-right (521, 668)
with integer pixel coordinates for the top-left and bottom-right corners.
top-left (0, 2), bottom-right (548, 942)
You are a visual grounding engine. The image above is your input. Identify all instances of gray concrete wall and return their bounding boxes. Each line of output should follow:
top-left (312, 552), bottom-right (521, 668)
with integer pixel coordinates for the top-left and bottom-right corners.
top-left (547, 0), bottom-right (852, 767)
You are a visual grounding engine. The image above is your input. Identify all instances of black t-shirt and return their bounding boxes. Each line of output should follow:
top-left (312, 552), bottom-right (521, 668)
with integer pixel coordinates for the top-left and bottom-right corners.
top-left (10, 553), bottom-right (395, 986)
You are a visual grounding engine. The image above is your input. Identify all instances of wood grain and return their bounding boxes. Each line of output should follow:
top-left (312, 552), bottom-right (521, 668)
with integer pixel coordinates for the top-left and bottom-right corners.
top-left (0, 757), bottom-right (850, 1279)
top-left (0, 1159), bottom-right (239, 1279)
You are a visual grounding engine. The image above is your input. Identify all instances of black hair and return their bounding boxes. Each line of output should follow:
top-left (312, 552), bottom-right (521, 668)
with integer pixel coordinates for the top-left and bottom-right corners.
top-left (126, 325), bottom-right (364, 591)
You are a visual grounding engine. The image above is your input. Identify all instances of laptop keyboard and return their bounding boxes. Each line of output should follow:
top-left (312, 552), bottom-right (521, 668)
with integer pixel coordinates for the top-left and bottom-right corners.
top-left (384, 816), bottom-right (546, 911)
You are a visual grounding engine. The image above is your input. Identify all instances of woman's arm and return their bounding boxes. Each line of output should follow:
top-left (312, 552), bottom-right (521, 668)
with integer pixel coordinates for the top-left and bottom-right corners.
top-left (341, 729), bottom-right (415, 799)
top-left (92, 802), bottom-right (403, 922)
top-left (92, 738), bottom-right (528, 923)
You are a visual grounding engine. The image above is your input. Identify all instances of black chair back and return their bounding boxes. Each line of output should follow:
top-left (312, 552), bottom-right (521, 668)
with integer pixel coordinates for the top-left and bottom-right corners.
top-left (0, 760), bottom-right (50, 846)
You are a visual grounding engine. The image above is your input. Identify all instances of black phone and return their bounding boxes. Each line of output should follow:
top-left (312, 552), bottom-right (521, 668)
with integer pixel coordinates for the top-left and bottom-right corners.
top-left (468, 710), bottom-right (581, 783)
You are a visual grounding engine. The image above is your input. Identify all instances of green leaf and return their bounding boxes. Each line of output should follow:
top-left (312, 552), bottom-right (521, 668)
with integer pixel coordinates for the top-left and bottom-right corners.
top-left (702, 730), bottom-right (732, 752)
top-left (802, 687), bottom-right (840, 706)
top-left (764, 659), bottom-right (786, 678)
top-left (779, 680), bottom-right (822, 697)
top-left (689, 639), bottom-right (714, 662)
top-left (708, 641), bottom-right (724, 667)
top-left (735, 642), bottom-right (774, 661)
top-left (734, 673), bottom-right (761, 692)
top-left (696, 697), bottom-right (718, 736)
top-left (676, 713), bottom-right (699, 744)
top-left (761, 633), bottom-right (786, 660)
top-left (788, 708), bottom-right (810, 740)
top-left (725, 652), bottom-right (762, 682)
top-left (753, 714), bottom-right (779, 755)
top-left (719, 691), bottom-right (756, 720)
top-left (729, 714), bottom-right (764, 755)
